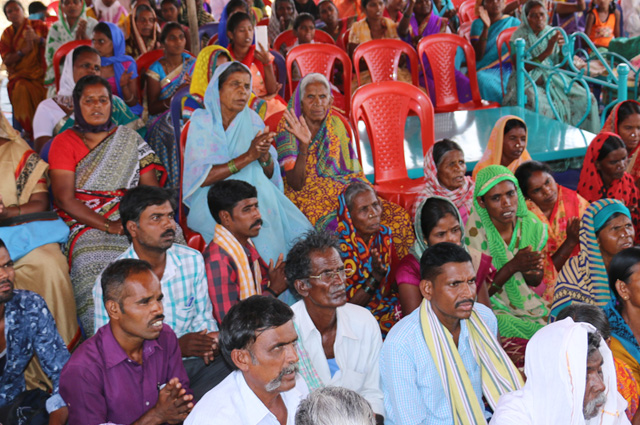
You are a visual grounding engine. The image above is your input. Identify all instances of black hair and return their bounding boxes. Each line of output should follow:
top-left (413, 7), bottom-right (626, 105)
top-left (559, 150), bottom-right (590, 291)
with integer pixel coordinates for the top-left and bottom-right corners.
top-left (432, 139), bottom-right (463, 167)
top-left (0, 238), bottom-right (5, 250)
top-left (227, 11), bottom-right (252, 35)
top-left (419, 198), bottom-right (461, 245)
top-left (207, 179), bottom-right (257, 224)
top-left (318, 0), bottom-right (338, 12)
top-left (587, 0), bottom-right (615, 15)
top-left (617, 101), bottom-right (640, 127)
top-left (72, 45), bottom-right (100, 64)
top-left (159, 21), bottom-right (185, 43)
top-left (503, 118), bottom-right (526, 136)
top-left (608, 247), bottom-right (640, 305)
top-left (420, 242), bottom-right (472, 282)
top-left (294, 12), bottom-right (315, 30)
top-left (219, 295), bottom-right (294, 370)
top-left (119, 185), bottom-right (177, 241)
top-left (94, 21), bottom-right (114, 40)
top-left (3, 0), bottom-right (22, 17)
top-left (28, 1), bottom-right (46, 14)
top-left (73, 74), bottom-right (112, 100)
top-left (135, 3), bottom-right (155, 19)
top-left (556, 303), bottom-right (611, 339)
top-left (217, 61), bottom-right (251, 89)
top-left (360, 0), bottom-right (373, 10)
top-left (587, 331), bottom-right (602, 358)
top-left (596, 134), bottom-right (626, 162)
top-left (160, 0), bottom-right (179, 8)
top-left (524, 0), bottom-right (544, 17)
top-left (101, 258), bottom-right (154, 309)
top-left (284, 230), bottom-right (341, 297)
top-left (225, 0), bottom-right (249, 15)
top-left (514, 160), bottom-right (553, 198)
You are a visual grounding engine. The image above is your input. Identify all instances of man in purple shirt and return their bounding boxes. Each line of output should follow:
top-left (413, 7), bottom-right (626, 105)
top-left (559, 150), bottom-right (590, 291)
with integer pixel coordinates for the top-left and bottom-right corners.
top-left (60, 259), bottom-right (194, 425)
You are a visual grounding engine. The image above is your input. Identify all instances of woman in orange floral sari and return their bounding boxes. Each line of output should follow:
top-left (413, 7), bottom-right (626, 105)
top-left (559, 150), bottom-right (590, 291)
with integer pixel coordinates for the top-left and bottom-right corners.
top-left (0, 0), bottom-right (48, 140)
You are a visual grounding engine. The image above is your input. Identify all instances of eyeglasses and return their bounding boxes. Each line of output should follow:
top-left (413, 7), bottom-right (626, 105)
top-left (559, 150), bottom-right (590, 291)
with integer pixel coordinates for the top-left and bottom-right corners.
top-left (77, 63), bottom-right (101, 72)
top-left (307, 267), bottom-right (355, 282)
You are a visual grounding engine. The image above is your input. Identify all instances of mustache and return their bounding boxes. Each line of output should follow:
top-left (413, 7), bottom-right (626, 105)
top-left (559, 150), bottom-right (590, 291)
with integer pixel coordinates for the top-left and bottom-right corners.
top-left (265, 363), bottom-right (299, 392)
top-left (330, 284), bottom-right (346, 294)
top-left (148, 314), bottom-right (165, 327)
top-left (250, 219), bottom-right (263, 229)
top-left (161, 229), bottom-right (176, 238)
top-left (0, 279), bottom-right (12, 287)
top-left (455, 299), bottom-right (475, 308)
top-left (583, 392), bottom-right (607, 420)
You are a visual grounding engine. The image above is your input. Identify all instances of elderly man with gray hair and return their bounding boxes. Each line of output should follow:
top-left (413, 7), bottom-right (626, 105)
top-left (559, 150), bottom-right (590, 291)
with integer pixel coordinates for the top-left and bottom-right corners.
top-left (295, 387), bottom-right (376, 425)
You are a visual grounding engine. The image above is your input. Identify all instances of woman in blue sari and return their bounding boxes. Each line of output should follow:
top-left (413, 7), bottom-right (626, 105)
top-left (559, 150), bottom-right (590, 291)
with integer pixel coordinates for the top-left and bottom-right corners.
top-left (145, 22), bottom-right (195, 190)
top-left (470, 0), bottom-right (520, 103)
top-left (183, 61), bottom-right (312, 262)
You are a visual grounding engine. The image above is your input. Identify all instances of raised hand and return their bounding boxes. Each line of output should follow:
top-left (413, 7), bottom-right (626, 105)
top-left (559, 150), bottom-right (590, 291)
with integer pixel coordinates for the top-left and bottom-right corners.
top-left (283, 109), bottom-right (312, 147)
top-left (268, 253), bottom-right (287, 295)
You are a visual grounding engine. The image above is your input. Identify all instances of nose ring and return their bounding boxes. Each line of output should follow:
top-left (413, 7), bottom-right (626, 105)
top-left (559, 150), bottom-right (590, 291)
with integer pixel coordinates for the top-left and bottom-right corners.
top-left (368, 214), bottom-right (374, 218)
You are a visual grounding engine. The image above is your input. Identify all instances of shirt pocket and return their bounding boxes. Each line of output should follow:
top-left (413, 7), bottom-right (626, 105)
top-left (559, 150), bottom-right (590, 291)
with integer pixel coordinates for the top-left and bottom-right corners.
top-left (339, 369), bottom-right (367, 391)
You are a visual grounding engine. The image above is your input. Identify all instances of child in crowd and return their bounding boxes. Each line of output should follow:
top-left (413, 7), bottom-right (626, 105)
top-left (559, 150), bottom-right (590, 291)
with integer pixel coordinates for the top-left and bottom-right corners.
top-left (584, 0), bottom-right (620, 50)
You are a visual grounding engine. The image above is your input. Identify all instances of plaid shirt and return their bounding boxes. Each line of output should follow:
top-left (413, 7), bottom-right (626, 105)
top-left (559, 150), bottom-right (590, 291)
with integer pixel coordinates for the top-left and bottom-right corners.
top-left (93, 244), bottom-right (218, 337)
top-left (203, 240), bottom-right (270, 323)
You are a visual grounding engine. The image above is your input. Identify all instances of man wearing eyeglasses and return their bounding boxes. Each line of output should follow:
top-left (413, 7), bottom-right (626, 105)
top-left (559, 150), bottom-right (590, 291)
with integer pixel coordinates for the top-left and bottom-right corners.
top-left (203, 180), bottom-right (288, 323)
top-left (284, 230), bottom-right (385, 425)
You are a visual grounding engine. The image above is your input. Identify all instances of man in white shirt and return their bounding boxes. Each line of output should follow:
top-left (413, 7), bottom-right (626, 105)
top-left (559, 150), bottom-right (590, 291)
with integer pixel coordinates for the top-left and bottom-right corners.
top-left (185, 295), bottom-right (308, 425)
top-left (284, 230), bottom-right (384, 424)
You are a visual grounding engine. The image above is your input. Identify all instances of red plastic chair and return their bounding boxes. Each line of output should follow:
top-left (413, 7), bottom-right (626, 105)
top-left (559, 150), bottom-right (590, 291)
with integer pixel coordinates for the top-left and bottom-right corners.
top-left (458, 0), bottom-right (477, 24)
top-left (257, 17), bottom-right (270, 26)
top-left (47, 0), bottom-right (59, 16)
top-left (264, 110), bottom-right (285, 145)
top-left (451, 0), bottom-right (469, 9)
top-left (178, 120), bottom-right (206, 253)
top-left (497, 26), bottom-right (517, 97)
top-left (338, 28), bottom-right (351, 52)
top-left (286, 43), bottom-right (352, 115)
top-left (206, 33), bottom-right (219, 46)
top-left (351, 81), bottom-right (435, 210)
top-left (417, 34), bottom-right (499, 112)
top-left (272, 29), bottom-right (335, 54)
top-left (458, 21), bottom-right (472, 41)
top-left (53, 40), bottom-right (92, 91)
top-left (45, 15), bottom-right (58, 27)
top-left (353, 39), bottom-right (420, 86)
top-left (136, 48), bottom-right (164, 100)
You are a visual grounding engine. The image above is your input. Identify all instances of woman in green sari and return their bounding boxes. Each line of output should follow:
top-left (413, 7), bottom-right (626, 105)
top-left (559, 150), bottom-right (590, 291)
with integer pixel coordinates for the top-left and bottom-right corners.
top-left (502, 0), bottom-right (600, 133)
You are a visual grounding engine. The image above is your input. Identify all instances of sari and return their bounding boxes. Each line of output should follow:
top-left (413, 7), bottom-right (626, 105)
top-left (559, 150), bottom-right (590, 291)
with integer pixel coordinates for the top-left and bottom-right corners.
top-left (526, 185), bottom-right (589, 300)
top-left (268, 0), bottom-right (298, 42)
top-left (550, 198), bottom-right (630, 319)
top-left (502, 0), bottom-right (600, 133)
top-left (125, 3), bottom-right (161, 58)
top-left (605, 100), bottom-right (640, 180)
top-left (603, 300), bottom-right (640, 390)
top-left (402, 12), bottom-right (472, 105)
top-left (183, 45), bottom-right (267, 121)
top-left (183, 62), bottom-right (312, 263)
top-left (93, 0), bottom-right (128, 24)
top-left (49, 126), bottom-right (166, 335)
top-left (433, 0), bottom-right (459, 30)
top-left (44, 0), bottom-right (98, 91)
top-left (0, 19), bottom-right (48, 139)
top-left (412, 144), bottom-right (475, 223)
top-left (145, 52), bottom-right (196, 190)
top-left (577, 131), bottom-right (640, 242)
top-left (465, 165), bottom-right (549, 340)
top-left (470, 15), bottom-right (521, 103)
top-left (275, 83), bottom-right (415, 258)
top-left (0, 114), bottom-right (80, 391)
top-left (472, 115), bottom-right (532, 180)
top-left (336, 190), bottom-right (400, 337)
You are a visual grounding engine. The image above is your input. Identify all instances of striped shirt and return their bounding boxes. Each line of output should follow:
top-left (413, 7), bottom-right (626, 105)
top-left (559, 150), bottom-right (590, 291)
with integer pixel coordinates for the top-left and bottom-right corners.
top-left (93, 244), bottom-right (218, 338)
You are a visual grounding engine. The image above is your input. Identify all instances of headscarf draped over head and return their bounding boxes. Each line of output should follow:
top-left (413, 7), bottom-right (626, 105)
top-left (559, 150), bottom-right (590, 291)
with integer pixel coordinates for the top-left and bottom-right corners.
top-left (189, 45), bottom-right (233, 99)
top-left (56, 48), bottom-right (78, 109)
top-left (72, 78), bottom-right (115, 133)
top-left (99, 22), bottom-right (139, 99)
top-left (413, 142), bottom-right (475, 221)
top-left (411, 195), bottom-right (464, 261)
top-left (268, 0), bottom-right (298, 42)
top-left (130, 3), bottom-right (160, 56)
top-left (577, 132), bottom-right (637, 203)
top-left (275, 73), bottom-right (361, 178)
top-left (605, 100), bottom-right (640, 180)
top-left (472, 115), bottom-right (532, 180)
top-left (550, 198), bottom-right (632, 319)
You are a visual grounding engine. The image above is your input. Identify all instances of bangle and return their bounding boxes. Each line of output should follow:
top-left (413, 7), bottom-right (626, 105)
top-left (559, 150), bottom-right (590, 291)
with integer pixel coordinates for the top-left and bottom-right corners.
top-left (259, 155), bottom-right (272, 168)
top-left (363, 284), bottom-right (376, 295)
top-left (227, 159), bottom-right (239, 174)
top-left (104, 220), bottom-right (110, 233)
top-left (124, 93), bottom-right (135, 103)
top-left (491, 281), bottom-right (502, 293)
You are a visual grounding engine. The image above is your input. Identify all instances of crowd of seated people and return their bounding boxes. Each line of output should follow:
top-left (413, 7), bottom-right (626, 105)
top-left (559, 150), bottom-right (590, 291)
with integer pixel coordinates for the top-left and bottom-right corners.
top-left (5, 0), bottom-right (640, 422)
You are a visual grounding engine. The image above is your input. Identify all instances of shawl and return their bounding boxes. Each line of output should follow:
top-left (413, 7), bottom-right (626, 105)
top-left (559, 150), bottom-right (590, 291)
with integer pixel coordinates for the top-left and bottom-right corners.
top-left (578, 132), bottom-right (639, 206)
top-left (605, 100), bottom-right (640, 179)
top-left (268, 0), bottom-right (298, 42)
top-left (420, 299), bottom-right (523, 425)
top-left (44, 0), bottom-right (97, 86)
top-left (128, 3), bottom-right (160, 57)
top-left (470, 16), bottom-right (520, 71)
top-left (465, 165), bottom-right (548, 339)
top-left (490, 318), bottom-right (629, 425)
top-left (550, 198), bottom-right (631, 319)
top-left (472, 115), bottom-right (532, 180)
top-left (101, 22), bottom-right (139, 100)
top-left (71, 72), bottom-right (115, 133)
top-left (183, 61), bottom-right (312, 261)
top-left (413, 143), bottom-right (475, 221)
top-left (56, 48), bottom-right (76, 110)
top-left (275, 80), bottom-right (361, 179)
top-left (229, 45), bottom-right (266, 87)
top-left (212, 224), bottom-right (263, 299)
top-left (147, 52), bottom-right (195, 101)
top-left (403, 12), bottom-right (441, 46)
top-left (603, 300), bottom-right (640, 368)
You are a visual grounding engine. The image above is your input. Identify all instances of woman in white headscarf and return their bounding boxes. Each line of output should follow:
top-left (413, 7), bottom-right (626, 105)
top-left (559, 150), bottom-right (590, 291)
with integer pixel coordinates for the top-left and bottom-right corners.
top-left (490, 318), bottom-right (630, 425)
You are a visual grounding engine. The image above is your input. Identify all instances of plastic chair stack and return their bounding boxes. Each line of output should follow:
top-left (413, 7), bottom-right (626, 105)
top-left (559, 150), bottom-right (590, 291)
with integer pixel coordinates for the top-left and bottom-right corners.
top-left (273, 29), bottom-right (335, 53)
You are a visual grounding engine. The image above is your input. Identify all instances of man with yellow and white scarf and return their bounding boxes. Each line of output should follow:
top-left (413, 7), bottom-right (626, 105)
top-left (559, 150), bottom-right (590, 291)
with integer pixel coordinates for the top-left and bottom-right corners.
top-left (380, 242), bottom-right (523, 425)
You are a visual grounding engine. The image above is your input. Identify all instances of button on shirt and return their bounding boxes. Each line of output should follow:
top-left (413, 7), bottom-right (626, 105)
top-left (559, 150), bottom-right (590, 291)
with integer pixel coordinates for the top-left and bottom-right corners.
top-left (93, 244), bottom-right (218, 337)
top-left (380, 303), bottom-right (498, 425)
top-left (185, 370), bottom-right (309, 425)
top-left (60, 323), bottom-right (191, 425)
top-left (291, 300), bottom-right (385, 416)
